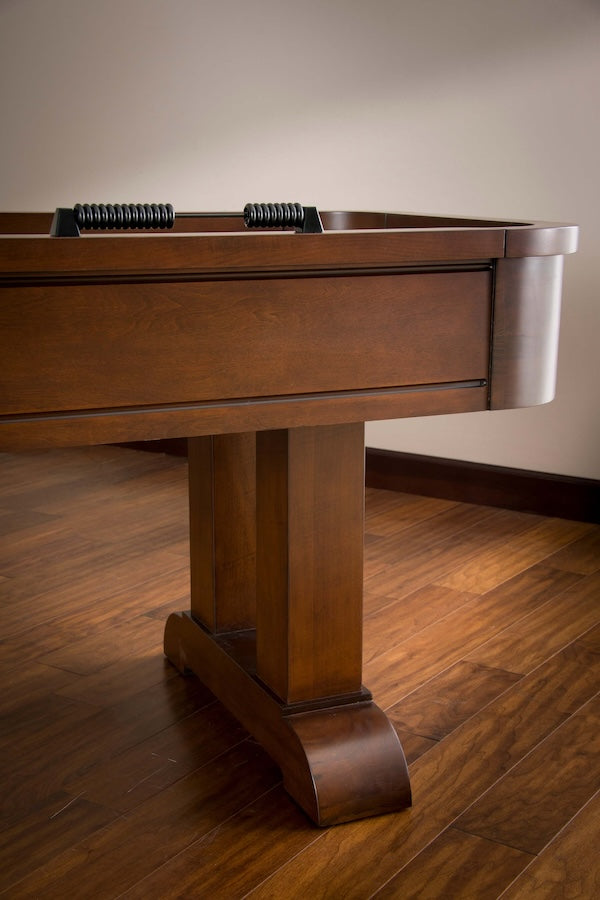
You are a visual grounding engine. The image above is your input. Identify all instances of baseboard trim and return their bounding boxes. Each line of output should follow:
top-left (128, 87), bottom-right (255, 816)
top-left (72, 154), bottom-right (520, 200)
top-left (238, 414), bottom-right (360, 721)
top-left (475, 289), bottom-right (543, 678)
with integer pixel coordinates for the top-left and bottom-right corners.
top-left (365, 448), bottom-right (600, 523)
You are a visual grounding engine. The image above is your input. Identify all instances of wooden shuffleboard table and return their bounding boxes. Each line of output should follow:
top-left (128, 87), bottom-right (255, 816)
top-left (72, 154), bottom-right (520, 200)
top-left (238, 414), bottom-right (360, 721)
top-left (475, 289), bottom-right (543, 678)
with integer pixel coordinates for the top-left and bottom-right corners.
top-left (0, 204), bottom-right (577, 825)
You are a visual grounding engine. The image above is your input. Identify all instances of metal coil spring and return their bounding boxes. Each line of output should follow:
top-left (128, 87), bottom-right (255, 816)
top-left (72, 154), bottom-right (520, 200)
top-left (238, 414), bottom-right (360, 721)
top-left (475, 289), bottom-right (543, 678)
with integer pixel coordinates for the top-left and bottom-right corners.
top-left (243, 202), bottom-right (305, 230)
top-left (73, 203), bottom-right (175, 230)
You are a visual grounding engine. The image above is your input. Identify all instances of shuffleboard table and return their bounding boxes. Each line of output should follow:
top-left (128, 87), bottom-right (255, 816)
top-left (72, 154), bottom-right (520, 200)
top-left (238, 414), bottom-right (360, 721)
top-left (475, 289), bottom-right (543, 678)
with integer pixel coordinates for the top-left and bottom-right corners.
top-left (0, 205), bottom-right (577, 825)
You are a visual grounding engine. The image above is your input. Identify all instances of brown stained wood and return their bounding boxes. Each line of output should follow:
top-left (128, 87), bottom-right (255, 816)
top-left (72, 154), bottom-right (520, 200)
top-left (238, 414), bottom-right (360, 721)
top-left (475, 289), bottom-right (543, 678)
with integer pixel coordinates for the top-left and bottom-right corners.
top-left (163, 611), bottom-right (410, 826)
top-left (500, 791), bottom-right (600, 899)
top-left (365, 565), bottom-right (581, 710)
top-left (365, 501), bottom-right (510, 569)
top-left (64, 703), bottom-right (248, 814)
top-left (455, 694), bottom-right (600, 854)
top-left (0, 224), bottom-right (505, 279)
top-left (1, 274), bottom-right (490, 416)
top-left (393, 729), bottom-right (437, 765)
top-left (53, 649), bottom-right (181, 709)
top-left (0, 793), bottom-right (118, 890)
top-left (0, 211), bottom-right (577, 276)
top-left (490, 255), bottom-right (565, 410)
top-left (1, 678), bottom-right (216, 826)
top-left (5, 741), bottom-right (281, 899)
top-left (1, 448), bottom-right (600, 896)
top-left (35, 616), bottom-right (165, 676)
top-left (1, 565), bottom-right (190, 670)
top-left (374, 828), bottom-right (532, 899)
top-left (366, 447), bottom-right (600, 524)
top-left (247, 642), bottom-right (600, 899)
top-left (466, 572), bottom-right (600, 674)
top-left (256, 424), bottom-right (365, 703)
top-left (119, 786), bottom-right (319, 900)
top-left (386, 660), bottom-right (522, 741)
top-left (436, 517), bottom-right (592, 594)
top-left (0, 662), bottom-right (79, 715)
top-left (1, 545), bottom-right (185, 636)
top-left (0, 210), bottom-right (576, 454)
top-left (579, 622), bottom-right (600, 653)
top-left (363, 584), bottom-right (477, 665)
top-left (546, 529), bottom-right (600, 574)
top-left (0, 382), bottom-right (489, 451)
top-left (364, 491), bottom-right (457, 538)
top-left (363, 506), bottom-right (538, 599)
top-left (188, 433), bottom-right (256, 632)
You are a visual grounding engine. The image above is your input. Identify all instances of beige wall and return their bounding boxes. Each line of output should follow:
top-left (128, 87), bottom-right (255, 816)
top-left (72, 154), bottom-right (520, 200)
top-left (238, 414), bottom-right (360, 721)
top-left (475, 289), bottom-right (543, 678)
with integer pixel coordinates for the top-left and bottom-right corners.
top-left (1, 0), bottom-right (598, 478)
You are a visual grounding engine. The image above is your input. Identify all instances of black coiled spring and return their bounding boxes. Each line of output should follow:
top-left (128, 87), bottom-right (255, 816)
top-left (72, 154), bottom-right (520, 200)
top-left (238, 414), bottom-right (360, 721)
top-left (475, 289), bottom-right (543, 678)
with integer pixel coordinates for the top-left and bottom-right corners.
top-left (243, 202), bottom-right (305, 230)
top-left (74, 203), bottom-right (175, 230)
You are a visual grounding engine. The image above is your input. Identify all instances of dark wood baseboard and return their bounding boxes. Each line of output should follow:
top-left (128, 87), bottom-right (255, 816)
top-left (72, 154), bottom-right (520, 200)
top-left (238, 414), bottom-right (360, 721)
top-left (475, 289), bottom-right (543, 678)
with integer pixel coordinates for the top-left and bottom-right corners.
top-left (366, 448), bottom-right (600, 524)
top-left (117, 441), bottom-right (599, 524)
top-left (118, 438), bottom-right (189, 456)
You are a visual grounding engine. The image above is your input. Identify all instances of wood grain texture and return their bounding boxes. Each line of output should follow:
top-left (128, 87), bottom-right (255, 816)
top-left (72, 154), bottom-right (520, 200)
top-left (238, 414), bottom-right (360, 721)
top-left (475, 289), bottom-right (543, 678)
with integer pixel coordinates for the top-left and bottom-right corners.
top-left (455, 694), bottom-right (600, 854)
top-left (256, 424), bottom-right (364, 703)
top-left (0, 273), bottom-right (491, 417)
top-left (490, 255), bottom-right (564, 410)
top-left (188, 433), bottom-right (256, 631)
top-left (1, 446), bottom-right (598, 898)
top-left (500, 791), bottom-right (600, 899)
top-left (374, 828), bottom-right (531, 899)
top-left (1, 209), bottom-right (576, 455)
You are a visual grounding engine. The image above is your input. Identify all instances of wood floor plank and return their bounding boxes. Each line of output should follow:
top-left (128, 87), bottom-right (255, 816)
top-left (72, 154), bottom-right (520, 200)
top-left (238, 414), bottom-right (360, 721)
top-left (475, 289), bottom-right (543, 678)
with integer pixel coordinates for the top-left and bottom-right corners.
top-left (246, 641), bottom-right (600, 899)
top-left (393, 728), bottom-right (437, 764)
top-left (466, 572), bottom-right (600, 674)
top-left (1, 546), bottom-right (185, 635)
top-left (0, 792), bottom-right (118, 892)
top-left (0, 661), bottom-right (80, 715)
top-left (386, 660), bottom-right (522, 741)
top-left (365, 565), bottom-right (581, 709)
top-left (365, 502), bottom-right (507, 567)
top-left (437, 518), bottom-right (592, 594)
top-left (364, 489), bottom-right (457, 537)
top-left (4, 741), bottom-right (280, 899)
top-left (454, 693), bottom-right (600, 854)
top-left (544, 528), bottom-right (600, 574)
top-left (363, 583), bottom-right (477, 665)
top-left (1, 565), bottom-right (190, 671)
top-left (37, 615), bottom-right (166, 676)
top-left (64, 702), bottom-right (248, 813)
top-left (1, 670), bottom-right (214, 826)
top-left (499, 791), bottom-right (600, 899)
top-left (373, 827), bottom-right (532, 899)
top-left (119, 786), bottom-right (319, 900)
top-left (578, 622), bottom-right (600, 653)
top-left (364, 508), bottom-right (549, 599)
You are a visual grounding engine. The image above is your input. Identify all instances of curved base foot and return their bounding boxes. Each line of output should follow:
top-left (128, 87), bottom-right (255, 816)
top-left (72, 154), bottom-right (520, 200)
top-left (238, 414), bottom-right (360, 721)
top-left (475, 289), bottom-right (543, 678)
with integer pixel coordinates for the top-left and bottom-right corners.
top-left (285, 704), bottom-right (411, 826)
top-left (164, 611), bottom-right (411, 826)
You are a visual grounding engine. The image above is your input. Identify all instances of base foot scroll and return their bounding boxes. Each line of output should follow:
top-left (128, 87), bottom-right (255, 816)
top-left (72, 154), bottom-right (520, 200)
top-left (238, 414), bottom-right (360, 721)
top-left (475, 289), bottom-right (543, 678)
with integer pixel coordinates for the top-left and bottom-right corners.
top-left (164, 611), bottom-right (411, 826)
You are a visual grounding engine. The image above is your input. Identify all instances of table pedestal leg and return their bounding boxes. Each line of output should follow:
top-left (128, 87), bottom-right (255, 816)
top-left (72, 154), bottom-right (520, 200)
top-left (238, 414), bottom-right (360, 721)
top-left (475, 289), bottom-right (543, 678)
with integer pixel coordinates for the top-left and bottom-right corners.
top-left (164, 425), bottom-right (411, 826)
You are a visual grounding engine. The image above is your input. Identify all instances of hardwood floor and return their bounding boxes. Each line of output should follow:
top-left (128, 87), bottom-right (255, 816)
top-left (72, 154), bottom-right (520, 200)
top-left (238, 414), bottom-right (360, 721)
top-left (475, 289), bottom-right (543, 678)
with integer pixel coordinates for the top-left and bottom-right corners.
top-left (1, 445), bottom-right (598, 899)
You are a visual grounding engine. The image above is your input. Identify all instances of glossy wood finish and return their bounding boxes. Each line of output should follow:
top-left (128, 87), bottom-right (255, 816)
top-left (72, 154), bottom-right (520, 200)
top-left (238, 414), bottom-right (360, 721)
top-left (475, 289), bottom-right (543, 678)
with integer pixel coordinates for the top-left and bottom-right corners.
top-left (167, 423), bottom-right (411, 825)
top-left (491, 255), bottom-right (564, 410)
top-left (2, 446), bottom-right (599, 896)
top-left (188, 433), bottom-right (256, 632)
top-left (255, 424), bottom-right (365, 703)
top-left (0, 209), bottom-right (577, 826)
top-left (0, 272), bottom-right (491, 416)
top-left (164, 612), bottom-right (410, 827)
top-left (0, 210), bottom-right (575, 452)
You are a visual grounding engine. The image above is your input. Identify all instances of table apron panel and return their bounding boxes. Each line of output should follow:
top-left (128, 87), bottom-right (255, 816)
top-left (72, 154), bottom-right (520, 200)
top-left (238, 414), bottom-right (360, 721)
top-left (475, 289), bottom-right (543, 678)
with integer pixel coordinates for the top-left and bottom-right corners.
top-left (1, 271), bottom-right (492, 416)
